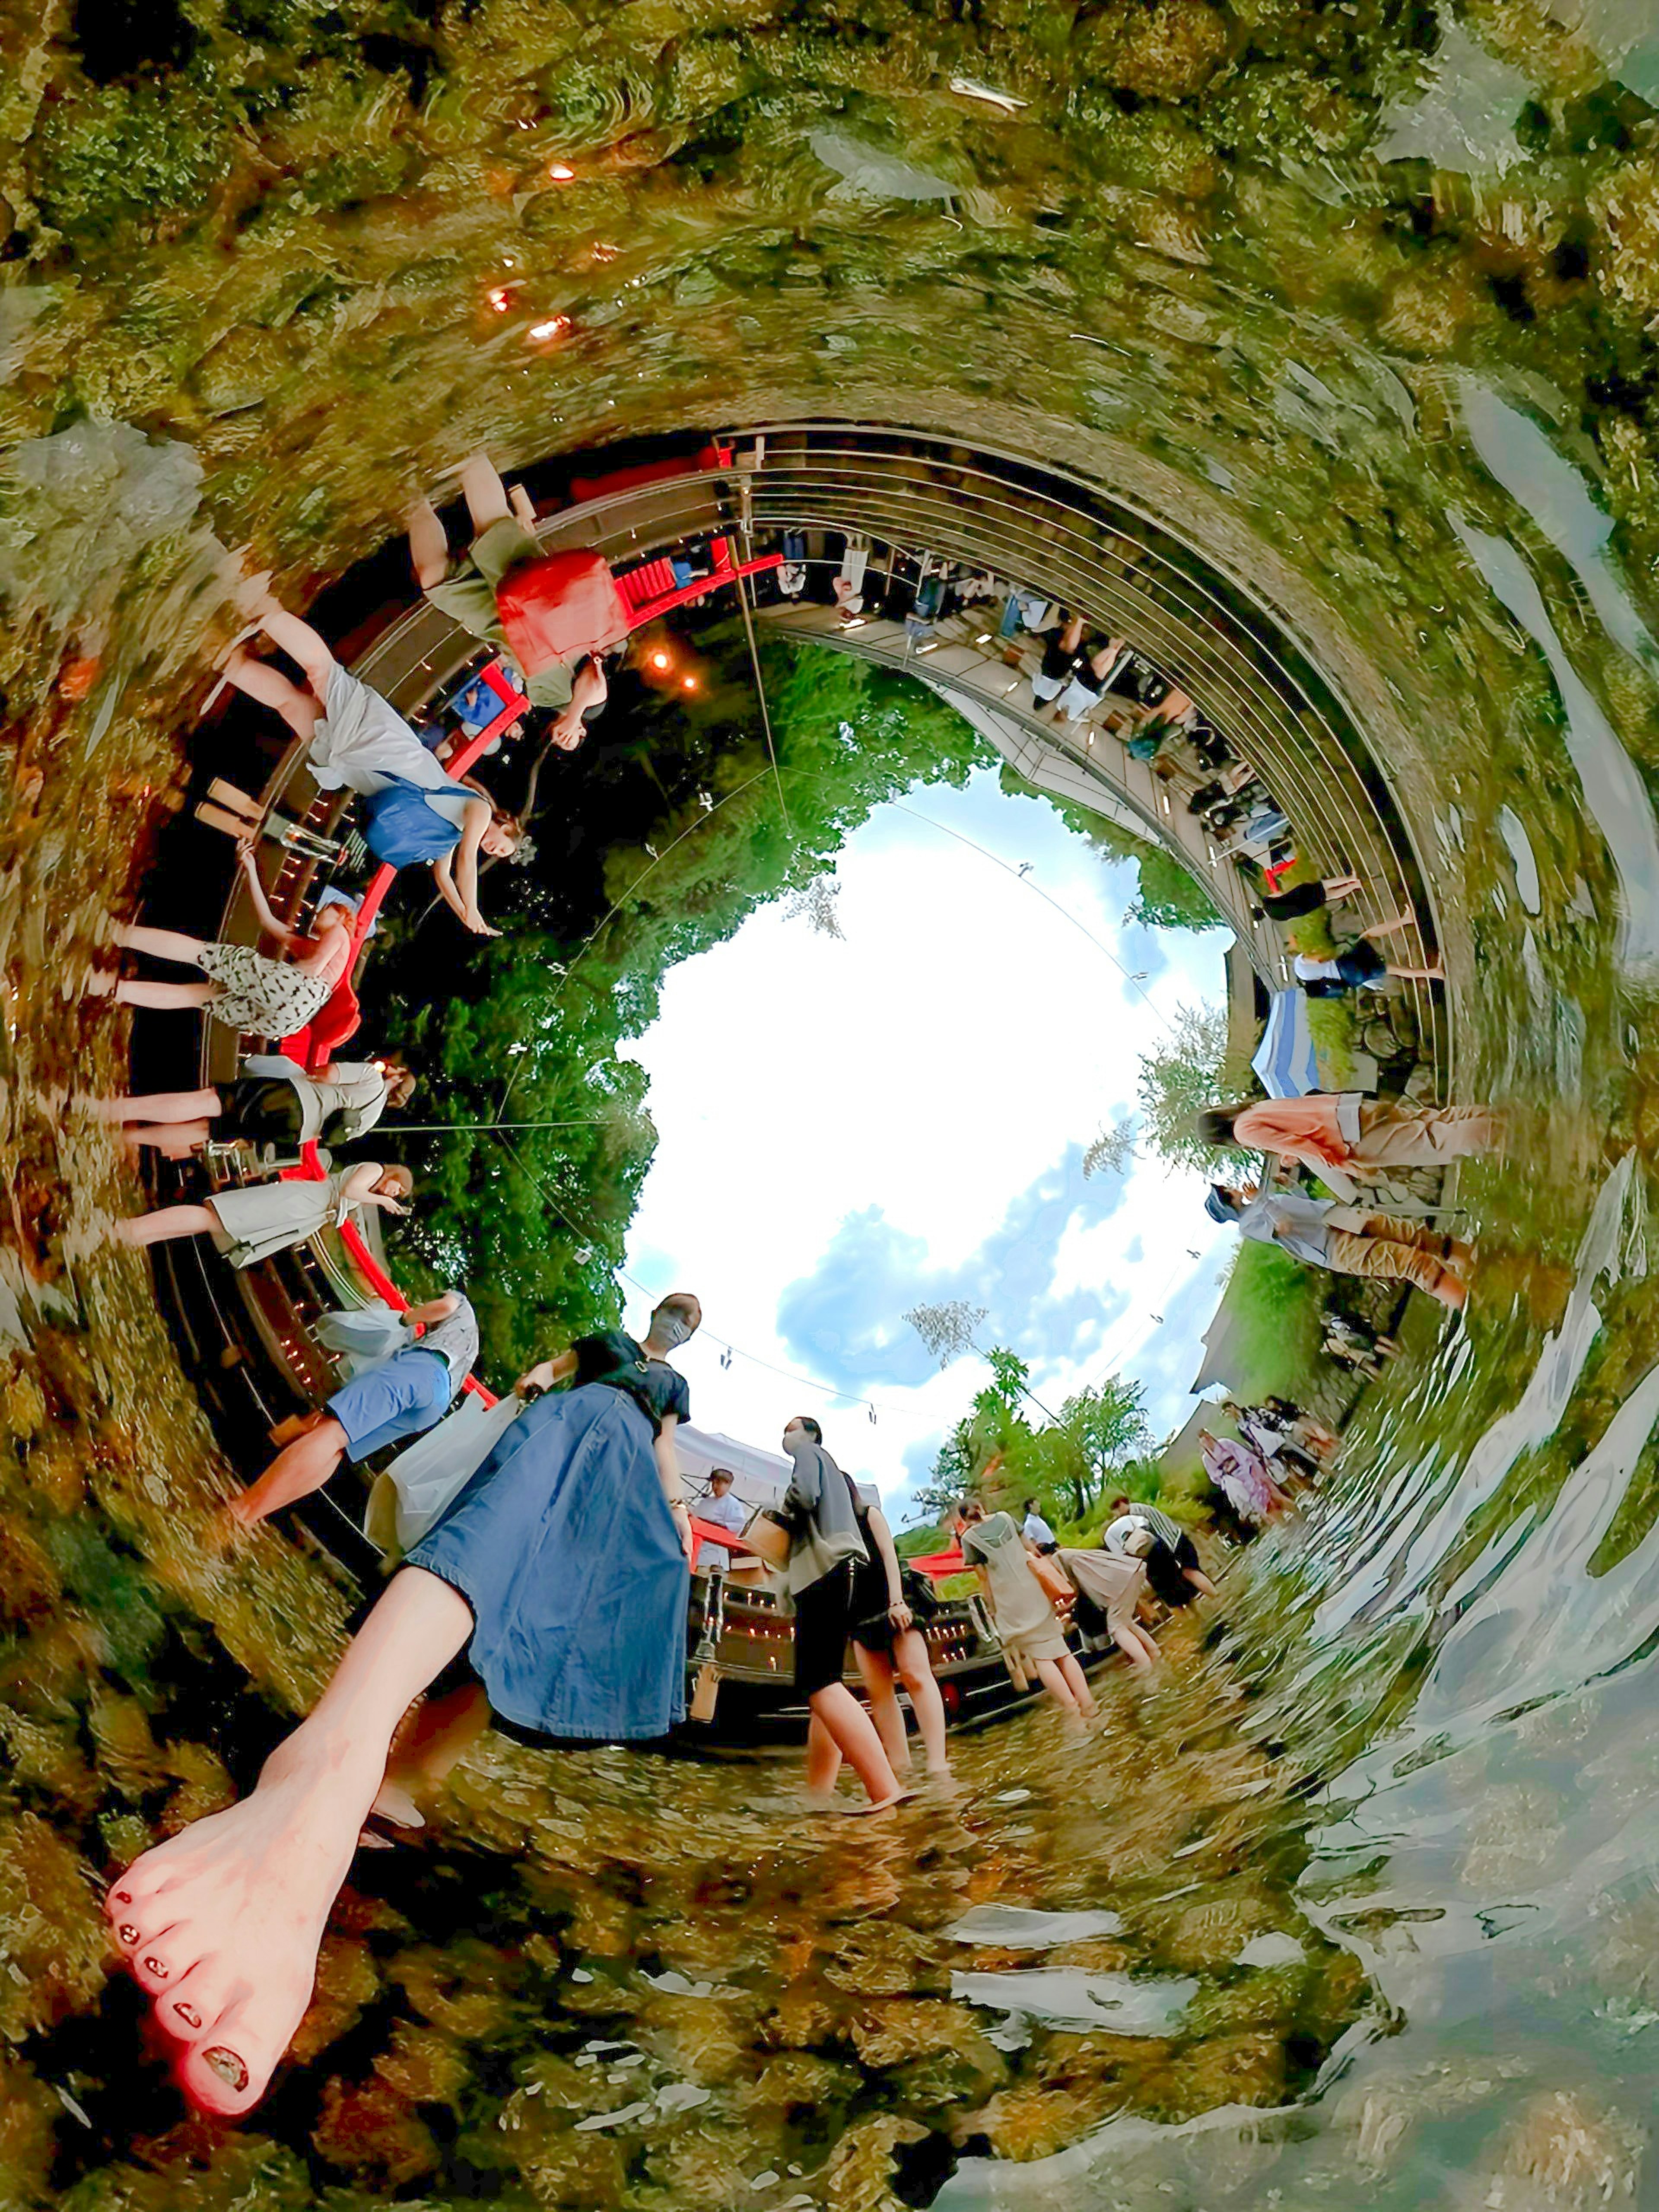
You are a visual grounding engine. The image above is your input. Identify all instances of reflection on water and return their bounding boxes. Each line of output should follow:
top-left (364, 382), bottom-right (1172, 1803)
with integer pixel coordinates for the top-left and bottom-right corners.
top-left (9, 0), bottom-right (1659, 2203)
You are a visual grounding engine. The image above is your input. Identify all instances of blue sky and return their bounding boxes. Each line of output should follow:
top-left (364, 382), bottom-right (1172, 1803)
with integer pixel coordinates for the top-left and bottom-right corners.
top-left (621, 763), bottom-right (1235, 1517)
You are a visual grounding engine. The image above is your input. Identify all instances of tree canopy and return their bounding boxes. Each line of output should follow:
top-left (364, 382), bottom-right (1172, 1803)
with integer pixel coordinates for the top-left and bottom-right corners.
top-left (912, 1345), bottom-right (1150, 1529)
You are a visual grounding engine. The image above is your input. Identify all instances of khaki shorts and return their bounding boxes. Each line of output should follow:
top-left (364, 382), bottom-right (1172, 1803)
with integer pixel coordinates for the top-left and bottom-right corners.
top-left (423, 517), bottom-right (575, 710)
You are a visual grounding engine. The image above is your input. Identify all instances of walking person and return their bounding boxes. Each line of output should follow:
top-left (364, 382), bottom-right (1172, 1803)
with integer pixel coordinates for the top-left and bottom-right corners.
top-left (1206, 1182), bottom-right (1473, 1310)
top-left (1057, 1537), bottom-right (1161, 1672)
top-left (1292, 912), bottom-right (1443, 992)
top-left (104, 1294), bottom-right (702, 2121)
top-left (90, 1055), bottom-right (414, 1162)
top-left (407, 453), bottom-right (622, 737)
top-left (1200, 1430), bottom-right (1291, 1526)
top-left (1028, 613), bottom-right (1089, 707)
top-left (105, 845), bottom-right (355, 1039)
top-left (1251, 874), bottom-right (1363, 922)
top-left (114, 1160), bottom-right (412, 1262)
top-left (222, 599), bottom-right (521, 936)
top-left (782, 1418), bottom-right (910, 1813)
top-left (954, 1500), bottom-right (1097, 1718)
top-left (1195, 1091), bottom-right (1500, 1204)
top-left (1102, 1495), bottom-right (1217, 1601)
top-left (839, 1485), bottom-right (951, 1785)
top-left (229, 1290), bottom-right (478, 1529)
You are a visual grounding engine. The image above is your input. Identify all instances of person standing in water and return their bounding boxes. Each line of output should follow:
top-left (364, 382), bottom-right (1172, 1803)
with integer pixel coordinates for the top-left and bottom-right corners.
top-left (1206, 1182), bottom-right (1473, 1310)
top-left (1195, 1092), bottom-right (1500, 1203)
top-left (104, 1293), bottom-right (702, 2119)
top-left (229, 1289), bottom-right (478, 1529)
top-left (782, 1418), bottom-right (911, 1814)
top-left (834, 1478), bottom-right (952, 1787)
top-left (954, 1500), bottom-right (1097, 1719)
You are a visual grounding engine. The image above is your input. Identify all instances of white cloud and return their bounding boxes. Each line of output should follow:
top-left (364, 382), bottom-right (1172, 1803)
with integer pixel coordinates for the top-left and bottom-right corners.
top-left (623, 767), bottom-right (1233, 1514)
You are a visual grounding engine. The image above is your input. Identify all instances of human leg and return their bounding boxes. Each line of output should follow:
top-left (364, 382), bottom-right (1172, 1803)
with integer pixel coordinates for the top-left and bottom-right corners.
top-left (373, 1679), bottom-right (493, 1825)
top-left (222, 646), bottom-right (322, 742)
top-left (804, 1712), bottom-right (842, 1796)
top-left (1361, 909), bottom-right (1417, 942)
top-left (1055, 1652), bottom-right (1098, 1714)
top-left (1386, 962), bottom-right (1445, 982)
top-left (1031, 1657), bottom-right (1082, 1712)
top-left (231, 1415), bottom-right (349, 1527)
top-left (406, 496), bottom-right (450, 589)
top-left (458, 451), bottom-right (514, 535)
top-left (91, 1087), bottom-right (220, 1124)
top-left (106, 1567), bottom-right (474, 2115)
top-left (806, 1684), bottom-right (905, 1809)
top-left (253, 604), bottom-right (339, 702)
top-left (1326, 1227), bottom-right (1463, 1305)
top-left (890, 1628), bottom-right (950, 1773)
top-left (1111, 1619), bottom-right (1160, 1671)
top-left (114, 1204), bottom-right (218, 1249)
top-left (851, 1644), bottom-right (911, 1776)
top-left (127, 1121), bottom-right (213, 1157)
top-left (1183, 1565), bottom-right (1219, 1599)
top-left (112, 922), bottom-right (210, 965)
top-left (114, 978), bottom-right (216, 1011)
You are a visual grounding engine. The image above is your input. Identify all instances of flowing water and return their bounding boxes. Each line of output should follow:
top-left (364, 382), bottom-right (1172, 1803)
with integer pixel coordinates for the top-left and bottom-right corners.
top-left (9, 2), bottom-right (1659, 2206)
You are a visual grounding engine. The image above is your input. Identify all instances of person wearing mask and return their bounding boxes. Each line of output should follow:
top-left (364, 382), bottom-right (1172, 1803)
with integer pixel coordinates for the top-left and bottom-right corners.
top-left (229, 1291), bottom-right (479, 1529)
top-left (1195, 1091), bottom-right (1499, 1203)
top-left (782, 1417), bottom-right (910, 1813)
top-left (104, 1294), bottom-right (701, 2122)
top-left (1206, 1182), bottom-right (1472, 1311)
top-left (1102, 1495), bottom-right (1217, 1602)
top-left (1021, 1498), bottom-right (1059, 1554)
top-left (696, 1467), bottom-right (748, 1574)
top-left (954, 1500), bottom-right (1096, 1719)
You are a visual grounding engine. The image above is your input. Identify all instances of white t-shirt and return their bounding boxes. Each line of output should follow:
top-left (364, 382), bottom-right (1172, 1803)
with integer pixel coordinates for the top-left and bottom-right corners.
top-left (1293, 952), bottom-right (1340, 982)
top-left (1022, 1510), bottom-right (1056, 1547)
top-left (698, 1488), bottom-right (747, 1569)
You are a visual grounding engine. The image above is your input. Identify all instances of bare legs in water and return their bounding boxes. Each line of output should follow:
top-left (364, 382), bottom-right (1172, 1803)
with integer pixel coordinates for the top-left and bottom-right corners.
top-left (105, 1567), bottom-right (474, 2116)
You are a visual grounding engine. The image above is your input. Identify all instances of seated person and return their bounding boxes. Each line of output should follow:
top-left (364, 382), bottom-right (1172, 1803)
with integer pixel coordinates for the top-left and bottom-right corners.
top-left (408, 454), bottom-right (624, 745)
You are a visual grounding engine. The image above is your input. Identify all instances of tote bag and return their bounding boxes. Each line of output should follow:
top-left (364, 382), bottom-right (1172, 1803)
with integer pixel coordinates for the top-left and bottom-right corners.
top-left (496, 549), bottom-right (631, 677)
top-left (364, 1390), bottom-right (525, 1560)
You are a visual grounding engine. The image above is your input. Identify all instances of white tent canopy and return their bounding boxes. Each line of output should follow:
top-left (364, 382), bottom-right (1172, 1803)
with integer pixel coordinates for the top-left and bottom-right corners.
top-left (674, 1425), bottom-right (791, 1512)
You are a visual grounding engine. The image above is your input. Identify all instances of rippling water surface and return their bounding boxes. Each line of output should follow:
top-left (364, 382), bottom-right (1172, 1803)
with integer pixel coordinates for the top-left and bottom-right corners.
top-left (9, 1), bottom-right (1659, 2205)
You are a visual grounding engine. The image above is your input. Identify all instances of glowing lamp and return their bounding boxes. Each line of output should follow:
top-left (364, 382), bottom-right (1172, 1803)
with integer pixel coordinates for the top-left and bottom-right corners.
top-left (651, 650), bottom-right (672, 671)
top-left (528, 316), bottom-right (571, 344)
top-left (682, 676), bottom-right (698, 691)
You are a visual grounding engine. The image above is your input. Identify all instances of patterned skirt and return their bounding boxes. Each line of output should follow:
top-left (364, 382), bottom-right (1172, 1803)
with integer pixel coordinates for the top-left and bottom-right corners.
top-left (194, 943), bottom-right (331, 1039)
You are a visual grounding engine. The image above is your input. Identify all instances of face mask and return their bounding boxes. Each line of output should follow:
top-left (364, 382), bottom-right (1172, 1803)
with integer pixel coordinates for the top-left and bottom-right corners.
top-left (651, 1309), bottom-right (692, 1350)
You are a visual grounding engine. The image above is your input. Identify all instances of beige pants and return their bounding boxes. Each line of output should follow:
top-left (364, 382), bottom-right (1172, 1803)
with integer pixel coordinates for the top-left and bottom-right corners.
top-left (1325, 1210), bottom-right (1470, 1297)
top-left (1352, 1102), bottom-right (1497, 1169)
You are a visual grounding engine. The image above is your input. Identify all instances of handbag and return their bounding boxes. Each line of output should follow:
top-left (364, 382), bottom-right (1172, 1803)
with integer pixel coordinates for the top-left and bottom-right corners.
top-left (745, 1509), bottom-right (795, 1569)
top-left (901, 1564), bottom-right (941, 1620)
top-left (1026, 1548), bottom-right (1074, 1608)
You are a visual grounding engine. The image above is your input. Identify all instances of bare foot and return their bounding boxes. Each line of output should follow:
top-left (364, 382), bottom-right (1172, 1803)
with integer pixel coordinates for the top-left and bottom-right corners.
top-left (839, 1786), bottom-right (919, 1817)
top-left (105, 1752), bottom-right (368, 2115)
top-left (367, 1777), bottom-right (425, 1831)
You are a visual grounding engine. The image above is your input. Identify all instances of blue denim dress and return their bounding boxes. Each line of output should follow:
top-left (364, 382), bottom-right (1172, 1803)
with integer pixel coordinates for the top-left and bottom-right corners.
top-left (406, 1382), bottom-right (689, 1740)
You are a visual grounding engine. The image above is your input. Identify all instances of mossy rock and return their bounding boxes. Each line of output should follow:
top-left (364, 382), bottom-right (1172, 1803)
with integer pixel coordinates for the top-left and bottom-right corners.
top-left (190, 324), bottom-right (296, 413)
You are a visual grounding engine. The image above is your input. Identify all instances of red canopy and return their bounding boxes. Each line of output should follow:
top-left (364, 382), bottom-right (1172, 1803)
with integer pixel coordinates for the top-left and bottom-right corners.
top-left (906, 1547), bottom-right (968, 1580)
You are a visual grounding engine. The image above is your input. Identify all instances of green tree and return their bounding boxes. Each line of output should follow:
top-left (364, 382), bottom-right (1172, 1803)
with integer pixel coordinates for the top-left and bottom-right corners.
top-left (1125, 846), bottom-right (1223, 932)
top-left (1134, 1000), bottom-right (1234, 1175)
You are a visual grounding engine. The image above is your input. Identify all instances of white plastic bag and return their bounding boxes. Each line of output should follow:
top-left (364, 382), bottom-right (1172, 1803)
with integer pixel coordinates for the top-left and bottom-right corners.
top-left (364, 1390), bottom-right (525, 1560)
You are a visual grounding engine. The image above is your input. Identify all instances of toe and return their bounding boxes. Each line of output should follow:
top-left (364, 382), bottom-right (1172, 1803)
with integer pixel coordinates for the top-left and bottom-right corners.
top-left (154, 1957), bottom-right (238, 2043)
top-left (175, 2003), bottom-right (280, 2119)
top-left (127, 1927), bottom-right (190, 1995)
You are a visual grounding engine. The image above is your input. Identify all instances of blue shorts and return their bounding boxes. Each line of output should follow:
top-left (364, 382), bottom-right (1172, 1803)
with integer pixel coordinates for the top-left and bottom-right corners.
top-left (329, 1348), bottom-right (453, 1461)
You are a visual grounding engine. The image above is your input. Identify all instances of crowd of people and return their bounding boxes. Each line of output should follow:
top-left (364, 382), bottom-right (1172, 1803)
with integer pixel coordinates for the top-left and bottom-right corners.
top-left (94, 474), bottom-right (1442, 2119)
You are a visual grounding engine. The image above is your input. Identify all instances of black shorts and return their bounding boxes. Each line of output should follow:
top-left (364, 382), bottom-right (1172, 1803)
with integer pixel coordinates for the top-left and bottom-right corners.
top-left (1260, 880), bottom-right (1327, 922)
top-left (793, 1561), bottom-right (855, 1697)
top-left (1033, 1541), bottom-right (1059, 1556)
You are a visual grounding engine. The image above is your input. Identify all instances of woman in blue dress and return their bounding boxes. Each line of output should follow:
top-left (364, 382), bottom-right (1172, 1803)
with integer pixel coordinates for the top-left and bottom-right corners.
top-left (105, 1293), bottom-right (701, 2121)
top-left (224, 595), bottom-right (521, 936)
